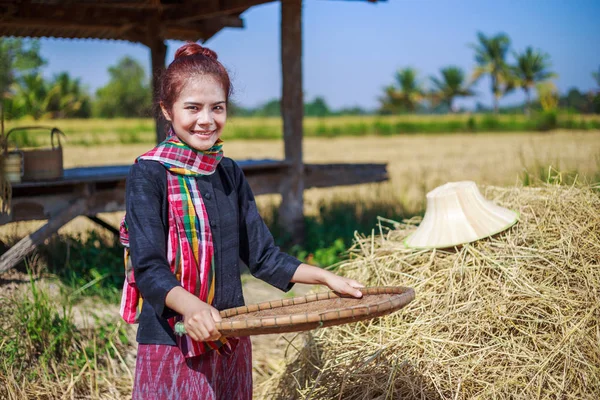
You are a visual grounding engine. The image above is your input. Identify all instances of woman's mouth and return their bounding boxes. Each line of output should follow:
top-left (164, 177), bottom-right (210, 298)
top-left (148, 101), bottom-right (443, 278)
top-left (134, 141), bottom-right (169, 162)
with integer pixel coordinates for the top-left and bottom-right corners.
top-left (191, 130), bottom-right (215, 137)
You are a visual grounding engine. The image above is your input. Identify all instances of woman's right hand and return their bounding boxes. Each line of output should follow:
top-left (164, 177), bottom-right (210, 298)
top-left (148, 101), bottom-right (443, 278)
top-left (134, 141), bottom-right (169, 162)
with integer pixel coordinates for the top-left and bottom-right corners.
top-left (166, 287), bottom-right (222, 342)
top-left (183, 298), bottom-right (221, 342)
top-left (181, 297), bottom-right (222, 342)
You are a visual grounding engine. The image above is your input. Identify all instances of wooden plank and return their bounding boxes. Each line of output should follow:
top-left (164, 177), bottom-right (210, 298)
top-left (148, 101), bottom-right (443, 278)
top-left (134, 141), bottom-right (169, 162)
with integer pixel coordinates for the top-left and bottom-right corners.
top-left (87, 215), bottom-right (120, 238)
top-left (279, 0), bottom-right (304, 245)
top-left (1, 162), bottom-right (387, 224)
top-left (0, 198), bottom-right (88, 274)
top-left (304, 163), bottom-right (388, 188)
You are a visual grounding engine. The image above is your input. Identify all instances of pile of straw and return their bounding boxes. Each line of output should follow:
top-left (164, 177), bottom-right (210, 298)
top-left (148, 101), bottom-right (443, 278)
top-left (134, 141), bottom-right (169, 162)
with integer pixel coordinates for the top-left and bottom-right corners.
top-left (260, 184), bottom-right (600, 399)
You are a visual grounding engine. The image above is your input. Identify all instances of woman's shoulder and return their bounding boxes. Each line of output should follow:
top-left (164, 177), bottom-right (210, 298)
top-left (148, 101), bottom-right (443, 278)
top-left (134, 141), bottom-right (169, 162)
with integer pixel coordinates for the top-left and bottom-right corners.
top-left (218, 156), bottom-right (244, 177)
top-left (128, 160), bottom-right (167, 188)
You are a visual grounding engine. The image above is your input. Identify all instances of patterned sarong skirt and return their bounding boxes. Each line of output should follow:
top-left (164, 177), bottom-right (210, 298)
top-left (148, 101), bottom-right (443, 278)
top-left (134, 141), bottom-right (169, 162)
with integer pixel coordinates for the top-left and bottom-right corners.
top-left (132, 337), bottom-right (252, 400)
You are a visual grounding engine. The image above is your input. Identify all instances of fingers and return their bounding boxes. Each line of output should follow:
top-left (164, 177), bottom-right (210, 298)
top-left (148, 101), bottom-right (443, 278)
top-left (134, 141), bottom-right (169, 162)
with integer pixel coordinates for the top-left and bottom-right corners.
top-left (345, 283), bottom-right (363, 298)
top-left (184, 312), bottom-right (221, 341)
top-left (347, 279), bottom-right (365, 288)
top-left (210, 307), bottom-right (223, 322)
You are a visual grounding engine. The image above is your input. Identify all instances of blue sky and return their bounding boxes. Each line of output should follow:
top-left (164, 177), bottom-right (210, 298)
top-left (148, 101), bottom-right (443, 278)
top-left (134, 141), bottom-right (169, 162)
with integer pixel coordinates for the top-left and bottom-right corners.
top-left (38, 0), bottom-right (600, 110)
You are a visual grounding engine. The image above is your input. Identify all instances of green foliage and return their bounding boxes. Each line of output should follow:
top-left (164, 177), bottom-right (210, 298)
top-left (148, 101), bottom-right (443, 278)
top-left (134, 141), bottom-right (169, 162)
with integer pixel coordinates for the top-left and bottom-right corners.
top-left (379, 68), bottom-right (425, 113)
top-left (252, 98), bottom-right (281, 117)
top-left (0, 277), bottom-right (130, 391)
top-left (94, 56), bottom-right (152, 118)
top-left (40, 231), bottom-right (125, 303)
top-left (536, 110), bottom-right (558, 131)
top-left (512, 47), bottom-right (556, 114)
top-left (471, 32), bottom-right (514, 112)
top-left (263, 193), bottom-right (413, 268)
top-left (0, 275), bottom-right (75, 376)
top-left (430, 66), bottom-right (474, 112)
top-left (0, 38), bottom-right (45, 99)
top-left (304, 96), bottom-right (332, 117)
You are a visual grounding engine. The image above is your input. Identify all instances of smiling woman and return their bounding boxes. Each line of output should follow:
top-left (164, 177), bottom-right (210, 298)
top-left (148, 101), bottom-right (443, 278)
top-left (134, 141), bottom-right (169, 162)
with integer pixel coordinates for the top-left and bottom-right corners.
top-left (120, 42), bottom-right (363, 400)
top-left (158, 43), bottom-right (232, 151)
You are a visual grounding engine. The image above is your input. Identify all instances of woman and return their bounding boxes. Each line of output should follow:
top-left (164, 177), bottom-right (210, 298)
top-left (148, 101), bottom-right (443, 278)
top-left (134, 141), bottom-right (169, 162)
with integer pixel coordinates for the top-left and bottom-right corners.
top-left (121, 42), bottom-right (364, 399)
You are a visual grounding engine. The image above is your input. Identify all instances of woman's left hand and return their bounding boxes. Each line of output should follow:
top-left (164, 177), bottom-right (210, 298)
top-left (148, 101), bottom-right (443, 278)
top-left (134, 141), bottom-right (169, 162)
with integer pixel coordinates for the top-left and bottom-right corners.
top-left (323, 273), bottom-right (364, 298)
top-left (291, 263), bottom-right (365, 298)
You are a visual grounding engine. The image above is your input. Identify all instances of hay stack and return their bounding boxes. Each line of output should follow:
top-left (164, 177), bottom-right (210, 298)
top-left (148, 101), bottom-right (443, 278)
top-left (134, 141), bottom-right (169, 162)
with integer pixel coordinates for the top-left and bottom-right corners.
top-left (261, 184), bottom-right (600, 399)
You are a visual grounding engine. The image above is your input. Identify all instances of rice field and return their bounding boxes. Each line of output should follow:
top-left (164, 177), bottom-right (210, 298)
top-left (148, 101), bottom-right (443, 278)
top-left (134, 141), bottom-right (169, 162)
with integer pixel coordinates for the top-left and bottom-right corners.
top-left (3, 114), bottom-right (600, 147)
top-left (1, 129), bottom-right (598, 241)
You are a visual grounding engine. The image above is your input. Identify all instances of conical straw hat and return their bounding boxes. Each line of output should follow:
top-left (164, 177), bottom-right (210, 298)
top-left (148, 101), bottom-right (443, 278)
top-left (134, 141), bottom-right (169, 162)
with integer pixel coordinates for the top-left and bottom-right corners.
top-left (404, 181), bottom-right (518, 249)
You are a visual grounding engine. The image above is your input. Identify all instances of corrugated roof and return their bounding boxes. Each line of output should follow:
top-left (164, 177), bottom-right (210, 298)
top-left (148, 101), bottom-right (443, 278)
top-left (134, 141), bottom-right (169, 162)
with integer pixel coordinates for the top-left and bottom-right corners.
top-left (0, 0), bottom-right (265, 43)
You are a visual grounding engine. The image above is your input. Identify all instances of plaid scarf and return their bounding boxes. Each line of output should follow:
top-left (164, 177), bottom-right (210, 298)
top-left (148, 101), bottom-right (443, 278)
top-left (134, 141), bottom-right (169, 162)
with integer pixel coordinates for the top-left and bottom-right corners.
top-left (119, 134), bottom-right (236, 358)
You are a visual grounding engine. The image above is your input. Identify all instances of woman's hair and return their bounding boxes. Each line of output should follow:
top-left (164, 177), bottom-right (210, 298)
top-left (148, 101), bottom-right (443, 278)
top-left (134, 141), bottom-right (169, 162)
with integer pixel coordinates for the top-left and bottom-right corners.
top-left (159, 42), bottom-right (232, 115)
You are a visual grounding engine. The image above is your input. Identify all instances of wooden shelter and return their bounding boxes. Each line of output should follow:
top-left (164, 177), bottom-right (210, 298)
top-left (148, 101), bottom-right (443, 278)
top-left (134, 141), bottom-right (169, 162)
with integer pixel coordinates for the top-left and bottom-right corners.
top-left (0, 0), bottom-right (388, 272)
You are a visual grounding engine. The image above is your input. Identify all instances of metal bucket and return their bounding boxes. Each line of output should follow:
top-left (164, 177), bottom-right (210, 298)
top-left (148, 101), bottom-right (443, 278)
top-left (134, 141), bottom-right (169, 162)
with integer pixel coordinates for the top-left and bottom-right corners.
top-left (3, 151), bottom-right (24, 183)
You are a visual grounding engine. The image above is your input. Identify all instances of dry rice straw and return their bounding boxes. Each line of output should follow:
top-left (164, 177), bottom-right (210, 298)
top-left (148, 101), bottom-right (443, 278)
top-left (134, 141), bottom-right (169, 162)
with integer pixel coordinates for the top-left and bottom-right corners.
top-left (260, 184), bottom-right (600, 400)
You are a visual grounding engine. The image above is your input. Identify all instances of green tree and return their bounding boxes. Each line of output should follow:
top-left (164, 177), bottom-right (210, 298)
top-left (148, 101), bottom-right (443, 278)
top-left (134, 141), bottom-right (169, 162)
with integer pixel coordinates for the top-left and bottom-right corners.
top-left (46, 72), bottom-right (92, 118)
top-left (94, 57), bottom-right (152, 118)
top-left (471, 32), bottom-right (513, 113)
top-left (429, 66), bottom-right (474, 112)
top-left (255, 99), bottom-right (281, 117)
top-left (512, 47), bottom-right (556, 115)
top-left (304, 96), bottom-right (331, 117)
top-left (0, 38), bottom-right (45, 129)
top-left (379, 68), bottom-right (424, 113)
top-left (13, 73), bottom-right (52, 120)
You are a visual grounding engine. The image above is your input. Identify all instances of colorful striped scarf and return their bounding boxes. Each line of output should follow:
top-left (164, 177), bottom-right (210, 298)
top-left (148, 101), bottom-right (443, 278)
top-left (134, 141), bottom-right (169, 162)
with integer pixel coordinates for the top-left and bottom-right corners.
top-left (120, 134), bottom-right (235, 358)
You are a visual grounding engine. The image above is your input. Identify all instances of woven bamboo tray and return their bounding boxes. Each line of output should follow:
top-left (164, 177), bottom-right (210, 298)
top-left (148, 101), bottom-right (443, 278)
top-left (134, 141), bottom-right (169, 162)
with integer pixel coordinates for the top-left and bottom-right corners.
top-left (175, 286), bottom-right (415, 337)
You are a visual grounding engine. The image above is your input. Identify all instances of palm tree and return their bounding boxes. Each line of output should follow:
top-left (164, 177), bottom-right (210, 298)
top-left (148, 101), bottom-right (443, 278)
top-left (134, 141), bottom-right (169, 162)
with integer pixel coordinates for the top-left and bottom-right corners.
top-left (471, 32), bottom-right (513, 113)
top-left (512, 47), bottom-right (556, 115)
top-left (430, 66), bottom-right (474, 112)
top-left (14, 73), bottom-right (53, 120)
top-left (379, 68), bottom-right (424, 113)
top-left (46, 72), bottom-right (91, 118)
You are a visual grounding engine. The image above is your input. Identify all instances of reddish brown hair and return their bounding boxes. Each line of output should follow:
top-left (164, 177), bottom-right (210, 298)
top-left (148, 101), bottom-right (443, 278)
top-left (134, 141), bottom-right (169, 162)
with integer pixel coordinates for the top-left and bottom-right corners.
top-left (159, 42), bottom-right (232, 117)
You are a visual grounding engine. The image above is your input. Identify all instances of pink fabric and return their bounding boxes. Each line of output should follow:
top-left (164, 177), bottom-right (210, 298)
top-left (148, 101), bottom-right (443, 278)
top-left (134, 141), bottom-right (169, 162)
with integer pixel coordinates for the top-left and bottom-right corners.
top-left (132, 337), bottom-right (252, 400)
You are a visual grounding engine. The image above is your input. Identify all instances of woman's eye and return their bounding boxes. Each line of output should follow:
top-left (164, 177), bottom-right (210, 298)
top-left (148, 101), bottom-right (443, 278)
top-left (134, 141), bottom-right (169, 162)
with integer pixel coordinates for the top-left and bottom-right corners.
top-left (214, 105), bottom-right (224, 111)
top-left (186, 106), bottom-right (199, 111)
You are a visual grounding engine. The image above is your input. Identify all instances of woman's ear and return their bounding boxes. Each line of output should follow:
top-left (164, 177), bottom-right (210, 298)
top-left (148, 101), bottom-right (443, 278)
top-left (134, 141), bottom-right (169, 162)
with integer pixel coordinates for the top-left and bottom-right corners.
top-left (160, 102), bottom-right (172, 121)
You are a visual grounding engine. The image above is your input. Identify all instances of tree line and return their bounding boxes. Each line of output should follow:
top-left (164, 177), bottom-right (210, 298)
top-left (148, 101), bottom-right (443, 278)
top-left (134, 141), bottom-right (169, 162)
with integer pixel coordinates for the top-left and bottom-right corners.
top-left (1, 35), bottom-right (599, 122)
top-left (379, 32), bottom-right (600, 115)
top-left (0, 38), bottom-right (152, 120)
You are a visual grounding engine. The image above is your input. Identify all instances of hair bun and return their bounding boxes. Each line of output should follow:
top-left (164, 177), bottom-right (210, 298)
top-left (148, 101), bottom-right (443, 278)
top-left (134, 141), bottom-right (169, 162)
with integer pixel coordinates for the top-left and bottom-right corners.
top-left (174, 42), bottom-right (218, 61)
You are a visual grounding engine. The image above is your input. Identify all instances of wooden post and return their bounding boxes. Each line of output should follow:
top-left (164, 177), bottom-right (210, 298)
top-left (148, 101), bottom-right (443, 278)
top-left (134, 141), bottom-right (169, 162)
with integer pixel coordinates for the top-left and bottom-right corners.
top-left (0, 198), bottom-right (87, 273)
top-left (279, 0), bottom-right (304, 246)
top-left (149, 36), bottom-right (167, 144)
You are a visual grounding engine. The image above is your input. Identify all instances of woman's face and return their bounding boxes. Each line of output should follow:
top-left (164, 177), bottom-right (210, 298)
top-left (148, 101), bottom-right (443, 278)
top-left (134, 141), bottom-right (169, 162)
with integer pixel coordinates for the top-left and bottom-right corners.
top-left (161, 76), bottom-right (227, 151)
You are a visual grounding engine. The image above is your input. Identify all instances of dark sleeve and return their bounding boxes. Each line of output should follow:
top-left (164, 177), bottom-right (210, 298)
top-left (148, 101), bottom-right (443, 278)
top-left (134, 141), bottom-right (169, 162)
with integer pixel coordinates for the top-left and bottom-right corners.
top-left (126, 161), bottom-right (181, 319)
top-left (235, 161), bottom-right (301, 292)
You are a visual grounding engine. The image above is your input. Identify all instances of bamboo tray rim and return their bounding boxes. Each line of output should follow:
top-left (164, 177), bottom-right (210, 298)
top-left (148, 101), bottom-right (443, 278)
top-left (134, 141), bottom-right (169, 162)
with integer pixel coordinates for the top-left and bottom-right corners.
top-left (180, 286), bottom-right (415, 337)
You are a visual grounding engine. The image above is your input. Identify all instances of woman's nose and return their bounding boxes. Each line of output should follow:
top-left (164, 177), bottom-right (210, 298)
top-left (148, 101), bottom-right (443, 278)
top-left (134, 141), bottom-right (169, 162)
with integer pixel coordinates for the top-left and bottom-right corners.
top-left (196, 109), bottom-right (213, 125)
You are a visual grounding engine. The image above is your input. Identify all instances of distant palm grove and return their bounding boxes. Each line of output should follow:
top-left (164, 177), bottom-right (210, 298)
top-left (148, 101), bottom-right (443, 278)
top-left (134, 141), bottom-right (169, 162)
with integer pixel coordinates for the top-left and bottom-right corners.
top-left (1, 32), bottom-right (599, 122)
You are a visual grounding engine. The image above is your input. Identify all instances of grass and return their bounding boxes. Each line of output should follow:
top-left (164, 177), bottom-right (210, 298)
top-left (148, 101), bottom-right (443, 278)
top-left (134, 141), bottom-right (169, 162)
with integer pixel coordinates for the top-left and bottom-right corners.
top-left (0, 271), bottom-right (132, 398)
top-left (3, 113), bottom-right (600, 147)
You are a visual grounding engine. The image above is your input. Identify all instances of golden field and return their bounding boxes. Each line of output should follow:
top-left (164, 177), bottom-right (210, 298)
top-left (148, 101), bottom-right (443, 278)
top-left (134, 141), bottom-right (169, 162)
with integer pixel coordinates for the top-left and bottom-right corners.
top-left (2, 129), bottom-right (599, 240)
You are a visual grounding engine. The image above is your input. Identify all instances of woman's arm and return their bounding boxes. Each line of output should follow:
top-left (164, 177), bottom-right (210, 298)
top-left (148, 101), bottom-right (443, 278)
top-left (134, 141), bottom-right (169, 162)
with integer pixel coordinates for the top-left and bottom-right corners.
top-left (291, 263), bottom-right (364, 298)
